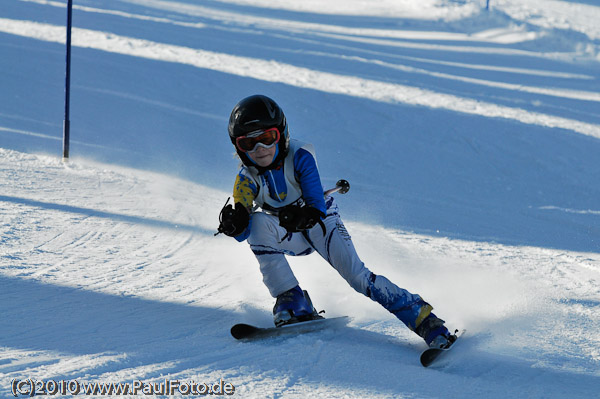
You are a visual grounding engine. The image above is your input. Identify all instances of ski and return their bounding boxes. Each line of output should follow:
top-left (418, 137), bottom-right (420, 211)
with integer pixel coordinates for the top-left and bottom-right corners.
top-left (420, 329), bottom-right (465, 367)
top-left (231, 316), bottom-right (350, 341)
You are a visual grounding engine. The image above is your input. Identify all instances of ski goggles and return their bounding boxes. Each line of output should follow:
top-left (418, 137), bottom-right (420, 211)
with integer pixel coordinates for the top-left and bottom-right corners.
top-left (235, 127), bottom-right (280, 153)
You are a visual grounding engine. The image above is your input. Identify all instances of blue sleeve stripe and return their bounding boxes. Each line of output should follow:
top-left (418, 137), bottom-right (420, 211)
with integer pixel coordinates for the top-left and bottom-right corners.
top-left (294, 148), bottom-right (326, 214)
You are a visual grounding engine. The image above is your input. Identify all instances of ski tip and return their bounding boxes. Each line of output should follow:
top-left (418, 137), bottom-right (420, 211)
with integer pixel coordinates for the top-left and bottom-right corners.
top-left (419, 328), bottom-right (465, 367)
top-left (230, 323), bottom-right (260, 340)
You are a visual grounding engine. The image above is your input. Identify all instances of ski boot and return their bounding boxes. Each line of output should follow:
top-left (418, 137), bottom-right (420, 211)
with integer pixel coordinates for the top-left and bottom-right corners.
top-left (415, 313), bottom-right (457, 348)
top-left (273, 285), bottom-right (322, 327)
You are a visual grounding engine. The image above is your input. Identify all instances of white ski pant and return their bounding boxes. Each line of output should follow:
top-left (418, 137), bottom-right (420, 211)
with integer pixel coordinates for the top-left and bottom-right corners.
top-left (247, 211), bottom-right (432, 330)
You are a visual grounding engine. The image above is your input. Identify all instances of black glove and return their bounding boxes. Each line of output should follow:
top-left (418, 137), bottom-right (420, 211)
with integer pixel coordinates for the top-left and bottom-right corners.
top-left (278, 205), bottom-right (326, 234)
top-left (217, 200), bottom-right (249, 237)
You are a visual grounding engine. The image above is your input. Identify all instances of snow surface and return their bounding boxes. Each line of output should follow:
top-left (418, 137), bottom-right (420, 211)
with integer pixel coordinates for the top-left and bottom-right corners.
top-left (1, 0), bottom-right (599, 397)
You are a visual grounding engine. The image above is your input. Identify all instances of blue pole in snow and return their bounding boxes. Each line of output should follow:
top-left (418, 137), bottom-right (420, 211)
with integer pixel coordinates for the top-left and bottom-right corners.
top-left (63, 0), bottom-right (73, 160)
top-left (486, 0), bottom-right (490, 10)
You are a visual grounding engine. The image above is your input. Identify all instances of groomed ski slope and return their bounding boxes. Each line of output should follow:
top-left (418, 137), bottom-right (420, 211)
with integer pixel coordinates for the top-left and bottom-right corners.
top-left (1, 0), bottom-right (600, 398)
top-left (2, 149), bottom-right (599, 398)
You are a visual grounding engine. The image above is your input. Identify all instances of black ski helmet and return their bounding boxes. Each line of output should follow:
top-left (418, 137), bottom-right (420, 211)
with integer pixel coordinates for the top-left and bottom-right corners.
top-left (228, 95), bottom-right (289, 169)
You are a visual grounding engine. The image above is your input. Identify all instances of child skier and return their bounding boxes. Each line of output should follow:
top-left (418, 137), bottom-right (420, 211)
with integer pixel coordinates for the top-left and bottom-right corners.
top-left (217, 94), bottom-right (455, 348)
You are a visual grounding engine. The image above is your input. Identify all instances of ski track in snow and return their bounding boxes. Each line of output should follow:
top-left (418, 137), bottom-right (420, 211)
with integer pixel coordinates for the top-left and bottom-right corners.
top-left (1, 0), bottom-right (600, 397)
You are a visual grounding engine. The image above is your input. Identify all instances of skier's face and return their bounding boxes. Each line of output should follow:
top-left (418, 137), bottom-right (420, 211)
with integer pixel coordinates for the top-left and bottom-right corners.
top-left (248, 144), bottom-right (277, 167)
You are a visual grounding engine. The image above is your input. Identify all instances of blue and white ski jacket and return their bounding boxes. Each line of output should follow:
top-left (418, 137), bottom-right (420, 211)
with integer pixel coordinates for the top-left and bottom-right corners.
top-left (232, 139), bottom-right (327, 241)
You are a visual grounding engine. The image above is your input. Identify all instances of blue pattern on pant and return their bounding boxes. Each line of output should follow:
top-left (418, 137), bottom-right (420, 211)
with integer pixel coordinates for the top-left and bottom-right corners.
top-left (365, 272), bottom-right (430, 330)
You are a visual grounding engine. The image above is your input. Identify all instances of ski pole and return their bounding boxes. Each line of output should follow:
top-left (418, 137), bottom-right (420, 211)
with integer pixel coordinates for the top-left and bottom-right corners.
top-left (324, 179), bottom-right (350, 197)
